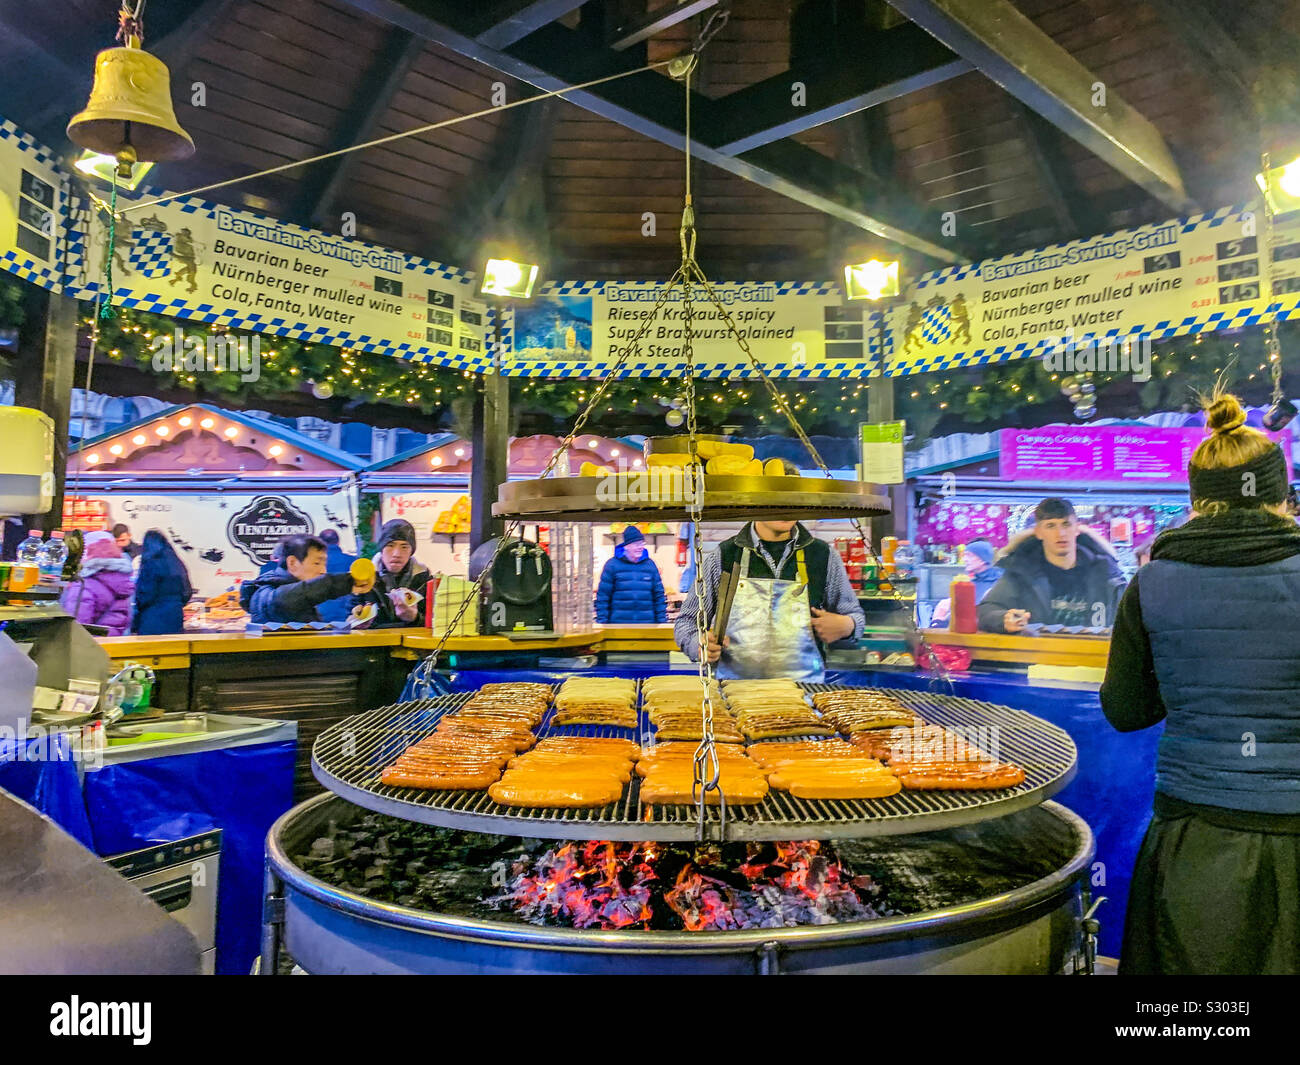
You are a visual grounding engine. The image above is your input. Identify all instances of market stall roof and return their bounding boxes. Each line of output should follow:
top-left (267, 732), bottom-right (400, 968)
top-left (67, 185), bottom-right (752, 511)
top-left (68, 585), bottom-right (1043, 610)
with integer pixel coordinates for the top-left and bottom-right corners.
top-left (67, 402), bottom-right (366, 480)
top-left (0, 0), bottom-right (1283, 280)
top-left (361, 432), bottom-right (639, 490)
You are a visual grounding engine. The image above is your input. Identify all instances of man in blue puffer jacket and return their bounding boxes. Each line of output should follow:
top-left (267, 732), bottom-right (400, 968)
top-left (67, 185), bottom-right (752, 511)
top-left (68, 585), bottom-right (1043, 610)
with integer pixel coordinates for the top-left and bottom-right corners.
top-left (594, 527), bottom-right (667, 624)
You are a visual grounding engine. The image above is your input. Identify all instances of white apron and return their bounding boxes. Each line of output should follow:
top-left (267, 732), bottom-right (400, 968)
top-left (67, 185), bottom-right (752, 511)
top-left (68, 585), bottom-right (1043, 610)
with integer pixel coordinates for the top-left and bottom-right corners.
top-left (717, 546), bottom-right (824, 683)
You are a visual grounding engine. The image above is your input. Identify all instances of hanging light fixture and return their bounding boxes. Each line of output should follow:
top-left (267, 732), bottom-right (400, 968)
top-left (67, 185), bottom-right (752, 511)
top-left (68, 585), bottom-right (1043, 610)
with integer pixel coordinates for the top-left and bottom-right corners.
top-left (843, 259), bottom-right (901, 301)
top-left (480, 257), bottom-right (540, 300)
top-left (66, 2), bottom-right (195, 179)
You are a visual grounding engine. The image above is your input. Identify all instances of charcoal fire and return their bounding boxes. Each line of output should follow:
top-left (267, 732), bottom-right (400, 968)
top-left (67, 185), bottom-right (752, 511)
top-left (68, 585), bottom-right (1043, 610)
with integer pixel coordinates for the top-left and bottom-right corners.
top-left (292, 813), bottom-right (907, 933)
top-left (488, 839), bottom-right (898, 931)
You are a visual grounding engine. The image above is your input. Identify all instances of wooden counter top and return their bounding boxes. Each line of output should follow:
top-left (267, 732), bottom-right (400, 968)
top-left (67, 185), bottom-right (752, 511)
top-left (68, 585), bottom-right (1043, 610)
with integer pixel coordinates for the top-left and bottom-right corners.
top-left (96, 625), bottom-right (681, 661)
top-left (98, 634), bottom-right (193, 670)
top-left (402, 630), bottom-right (599, 652)
top-left (185, 629), bottom-right (406, 654)
top-left (922, 629), bottom-right (1110, 668)
top-left (98, 626), bottom-right (1106, 670)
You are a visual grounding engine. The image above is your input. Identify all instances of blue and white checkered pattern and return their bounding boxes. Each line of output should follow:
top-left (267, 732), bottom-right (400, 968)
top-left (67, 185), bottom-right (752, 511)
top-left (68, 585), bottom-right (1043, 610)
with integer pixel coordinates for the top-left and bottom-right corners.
top-left (915, 262), bottom-right (979, 290)
top-left (885, 294), bottom-right (1300, 377)
top-left (0, 117), bottom-right (60, 169)
top-left (128, 230), bottom-right (172, 278)
top-left (541, 280), bottom-right (607, 296)
top-left (487, 305), bottom-right (512, 360)
top-left (1, 250), bottom-right (61, 291)
top-left (0, 116), bottom-right (69, 292)
top-left (1179, 204), bottom-right (1245, 233)
top-left (502, 357), bottom-right (879, 380)
top-left (920, 304), bottom-right (952, 345)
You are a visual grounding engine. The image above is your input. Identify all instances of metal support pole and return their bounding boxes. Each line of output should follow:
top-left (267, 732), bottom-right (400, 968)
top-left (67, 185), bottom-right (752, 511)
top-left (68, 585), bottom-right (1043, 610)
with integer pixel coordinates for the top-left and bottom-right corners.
top-left (866, 375), bottom-right (896, 545)
top-left (259, 865), bottom-right (286, 976)
top-left (469, 326), bottom-right (510, 551)
top-left (14, 286), bottom-right (77, 533)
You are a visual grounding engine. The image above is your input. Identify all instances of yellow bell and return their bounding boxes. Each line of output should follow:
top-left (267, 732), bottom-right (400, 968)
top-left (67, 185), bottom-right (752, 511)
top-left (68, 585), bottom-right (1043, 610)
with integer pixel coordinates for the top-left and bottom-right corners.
top-left (67, 36), bottom-right (194, 174)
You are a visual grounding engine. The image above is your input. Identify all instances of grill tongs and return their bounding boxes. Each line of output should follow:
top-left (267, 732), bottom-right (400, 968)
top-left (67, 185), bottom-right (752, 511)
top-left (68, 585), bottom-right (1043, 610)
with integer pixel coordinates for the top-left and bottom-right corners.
top-left (711, 560), bottom-right (742, 643)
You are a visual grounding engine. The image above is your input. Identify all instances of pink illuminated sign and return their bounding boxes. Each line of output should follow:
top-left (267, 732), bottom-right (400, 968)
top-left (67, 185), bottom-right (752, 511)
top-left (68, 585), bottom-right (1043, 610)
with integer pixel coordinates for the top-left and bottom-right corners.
top-left (999, 425), bottom-right (1293, 484)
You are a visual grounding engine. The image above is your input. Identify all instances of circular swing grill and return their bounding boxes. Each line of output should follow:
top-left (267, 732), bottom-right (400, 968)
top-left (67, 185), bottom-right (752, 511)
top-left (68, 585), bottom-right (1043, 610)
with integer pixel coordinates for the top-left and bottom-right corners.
top-left (310, 683), bottom-right (1078, 843)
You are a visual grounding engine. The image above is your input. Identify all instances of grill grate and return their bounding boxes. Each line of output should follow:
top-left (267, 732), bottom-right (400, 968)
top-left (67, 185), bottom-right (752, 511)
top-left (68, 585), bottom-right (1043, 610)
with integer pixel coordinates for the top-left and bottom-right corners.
top-left (312, 683), bottom-right (1078, 842)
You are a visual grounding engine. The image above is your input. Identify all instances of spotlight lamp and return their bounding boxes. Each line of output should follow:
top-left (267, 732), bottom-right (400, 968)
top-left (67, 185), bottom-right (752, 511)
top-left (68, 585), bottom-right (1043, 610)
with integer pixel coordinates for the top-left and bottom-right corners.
top-left (843, 259), bottom-right (900, 301)
top-left (1256, 154), bottom-right (1300, 215)
top-left (74, 150), bottom-right (154, 190)
top-left (480, 258), bottom-right (539, 300)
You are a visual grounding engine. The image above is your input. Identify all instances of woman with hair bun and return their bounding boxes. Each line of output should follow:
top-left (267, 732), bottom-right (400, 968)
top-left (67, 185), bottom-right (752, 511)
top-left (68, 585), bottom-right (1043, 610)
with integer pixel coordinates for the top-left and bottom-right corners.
top-left (1101, 390), bottom-right (1300, 974)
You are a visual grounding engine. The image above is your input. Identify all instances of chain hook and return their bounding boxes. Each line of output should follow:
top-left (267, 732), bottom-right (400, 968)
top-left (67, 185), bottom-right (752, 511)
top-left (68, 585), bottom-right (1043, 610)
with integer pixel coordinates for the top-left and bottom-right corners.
top-left (693, 4), bottom-right (729, 54)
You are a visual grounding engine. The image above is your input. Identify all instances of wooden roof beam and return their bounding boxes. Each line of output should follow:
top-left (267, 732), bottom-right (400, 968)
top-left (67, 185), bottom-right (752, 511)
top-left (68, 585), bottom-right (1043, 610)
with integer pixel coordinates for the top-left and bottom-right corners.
top-left (714, 22), bottom-right (971, 156)
top-left (292, 27), bottom-right (426, 228)
top-left (474, 1), bottom-right (588, 49)
top-left (885, 0), bottom-right (1194, 212)
top-left (335, 0), bottom-right (969, 263)
top-left (610, 0), bottom-right (719, 52)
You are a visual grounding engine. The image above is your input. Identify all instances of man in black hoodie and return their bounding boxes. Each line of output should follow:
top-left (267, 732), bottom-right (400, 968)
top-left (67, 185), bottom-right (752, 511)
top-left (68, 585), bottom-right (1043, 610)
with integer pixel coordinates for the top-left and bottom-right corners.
top-left (240, 534), bottom-right (374, 624)
top-left (977, 498), bottom-right (1126, 633)
top-left (352, 518), bottom-right (431, 627)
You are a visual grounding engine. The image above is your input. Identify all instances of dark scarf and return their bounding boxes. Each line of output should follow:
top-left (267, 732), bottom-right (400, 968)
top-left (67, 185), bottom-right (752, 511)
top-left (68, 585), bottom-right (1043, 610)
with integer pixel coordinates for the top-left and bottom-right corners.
top-left (1150, 509), bottom-right (1300, 567)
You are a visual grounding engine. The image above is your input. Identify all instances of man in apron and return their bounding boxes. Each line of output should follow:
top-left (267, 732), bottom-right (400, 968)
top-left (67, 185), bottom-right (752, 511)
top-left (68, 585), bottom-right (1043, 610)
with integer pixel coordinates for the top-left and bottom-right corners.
top-left (673, 519), bottom-right (865, 682)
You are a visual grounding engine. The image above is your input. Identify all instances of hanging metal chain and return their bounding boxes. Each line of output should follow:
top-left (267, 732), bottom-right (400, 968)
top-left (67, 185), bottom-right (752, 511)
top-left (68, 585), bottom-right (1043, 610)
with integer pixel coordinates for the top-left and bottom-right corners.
top-left (1260, 151), bottom-right (1287, 404)
top-left (118, 0), bottom-right (147, 44)
top-left (416, 267), bottom-right (688, 674)
top-left (688, 263), bottom-right (952, 690)
top-left (679, 206), bottom-right (724, 837)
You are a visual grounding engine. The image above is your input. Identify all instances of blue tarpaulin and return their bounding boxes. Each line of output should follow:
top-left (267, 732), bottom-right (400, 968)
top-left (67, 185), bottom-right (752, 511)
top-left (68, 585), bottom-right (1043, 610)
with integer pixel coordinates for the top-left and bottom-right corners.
top-left (0, 733), bottom-right (94, 850)
top-left (83, 741), bottom-right (295, 975)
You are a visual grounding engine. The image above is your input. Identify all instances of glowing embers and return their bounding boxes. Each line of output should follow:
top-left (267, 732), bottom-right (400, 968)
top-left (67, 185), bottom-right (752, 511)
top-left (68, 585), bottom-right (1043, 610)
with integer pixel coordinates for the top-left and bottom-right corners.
top-left (489, 839), bottom-right (893, 930)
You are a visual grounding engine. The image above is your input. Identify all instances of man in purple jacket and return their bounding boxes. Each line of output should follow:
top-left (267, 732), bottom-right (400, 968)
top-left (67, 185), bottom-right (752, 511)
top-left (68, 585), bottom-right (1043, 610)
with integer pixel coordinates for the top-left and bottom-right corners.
top-left (61, 530), bottom-right (135, 635)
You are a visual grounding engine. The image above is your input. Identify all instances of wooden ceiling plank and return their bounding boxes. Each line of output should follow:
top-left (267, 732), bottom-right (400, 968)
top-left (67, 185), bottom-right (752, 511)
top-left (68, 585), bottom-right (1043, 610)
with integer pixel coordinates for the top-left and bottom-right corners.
top-left (885, 0), bottom-right (1192, 211)
top-left (289, 27), bottom-right (426, 226)
top-left (713, 22), bottom-right (971, 155)
top-left (332, 0), bottom-right (967, 263)
top-left (610, 0), bottom-right (720, 52)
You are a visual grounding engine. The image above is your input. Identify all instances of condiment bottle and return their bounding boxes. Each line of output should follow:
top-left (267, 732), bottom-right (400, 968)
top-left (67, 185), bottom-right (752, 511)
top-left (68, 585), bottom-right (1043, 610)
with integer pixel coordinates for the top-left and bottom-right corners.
top-left (950, 575), bottom-right (977, 633)
top-left (881, 536), bottom-right (899, 567)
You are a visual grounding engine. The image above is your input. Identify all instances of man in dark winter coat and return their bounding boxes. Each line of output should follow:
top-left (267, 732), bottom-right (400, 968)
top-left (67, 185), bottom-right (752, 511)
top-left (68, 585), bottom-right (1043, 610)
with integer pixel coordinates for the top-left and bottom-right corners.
top-left (240, 534), bottom-right (374, 624)
top-left (977, 498), bottom-right (1126, 632)
top-left (352, 518), bottom-right (431, 627)
top-left (595, 527), bottom-right (667, 624)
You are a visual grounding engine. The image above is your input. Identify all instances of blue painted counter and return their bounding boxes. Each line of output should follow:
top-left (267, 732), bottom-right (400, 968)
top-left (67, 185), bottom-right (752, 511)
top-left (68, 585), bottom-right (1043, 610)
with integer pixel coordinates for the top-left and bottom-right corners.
top-left (2, 734), bottom-right (295, 975)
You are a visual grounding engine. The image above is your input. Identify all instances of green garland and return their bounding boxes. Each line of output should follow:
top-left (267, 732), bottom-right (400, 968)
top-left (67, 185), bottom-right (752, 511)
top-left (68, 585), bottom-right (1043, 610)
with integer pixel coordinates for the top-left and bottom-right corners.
top-left (894, 321), bottom-right (1300, 444)
top-left (357, 492), bottom-right (382, 558)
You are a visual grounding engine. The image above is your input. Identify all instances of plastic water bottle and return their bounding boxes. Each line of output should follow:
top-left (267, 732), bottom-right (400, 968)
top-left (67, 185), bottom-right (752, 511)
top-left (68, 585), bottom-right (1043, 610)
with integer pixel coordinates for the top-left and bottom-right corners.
top-left (39, 531), bottom-right (68, 582)
top-left (16, 529), bottom-right (43, 566)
